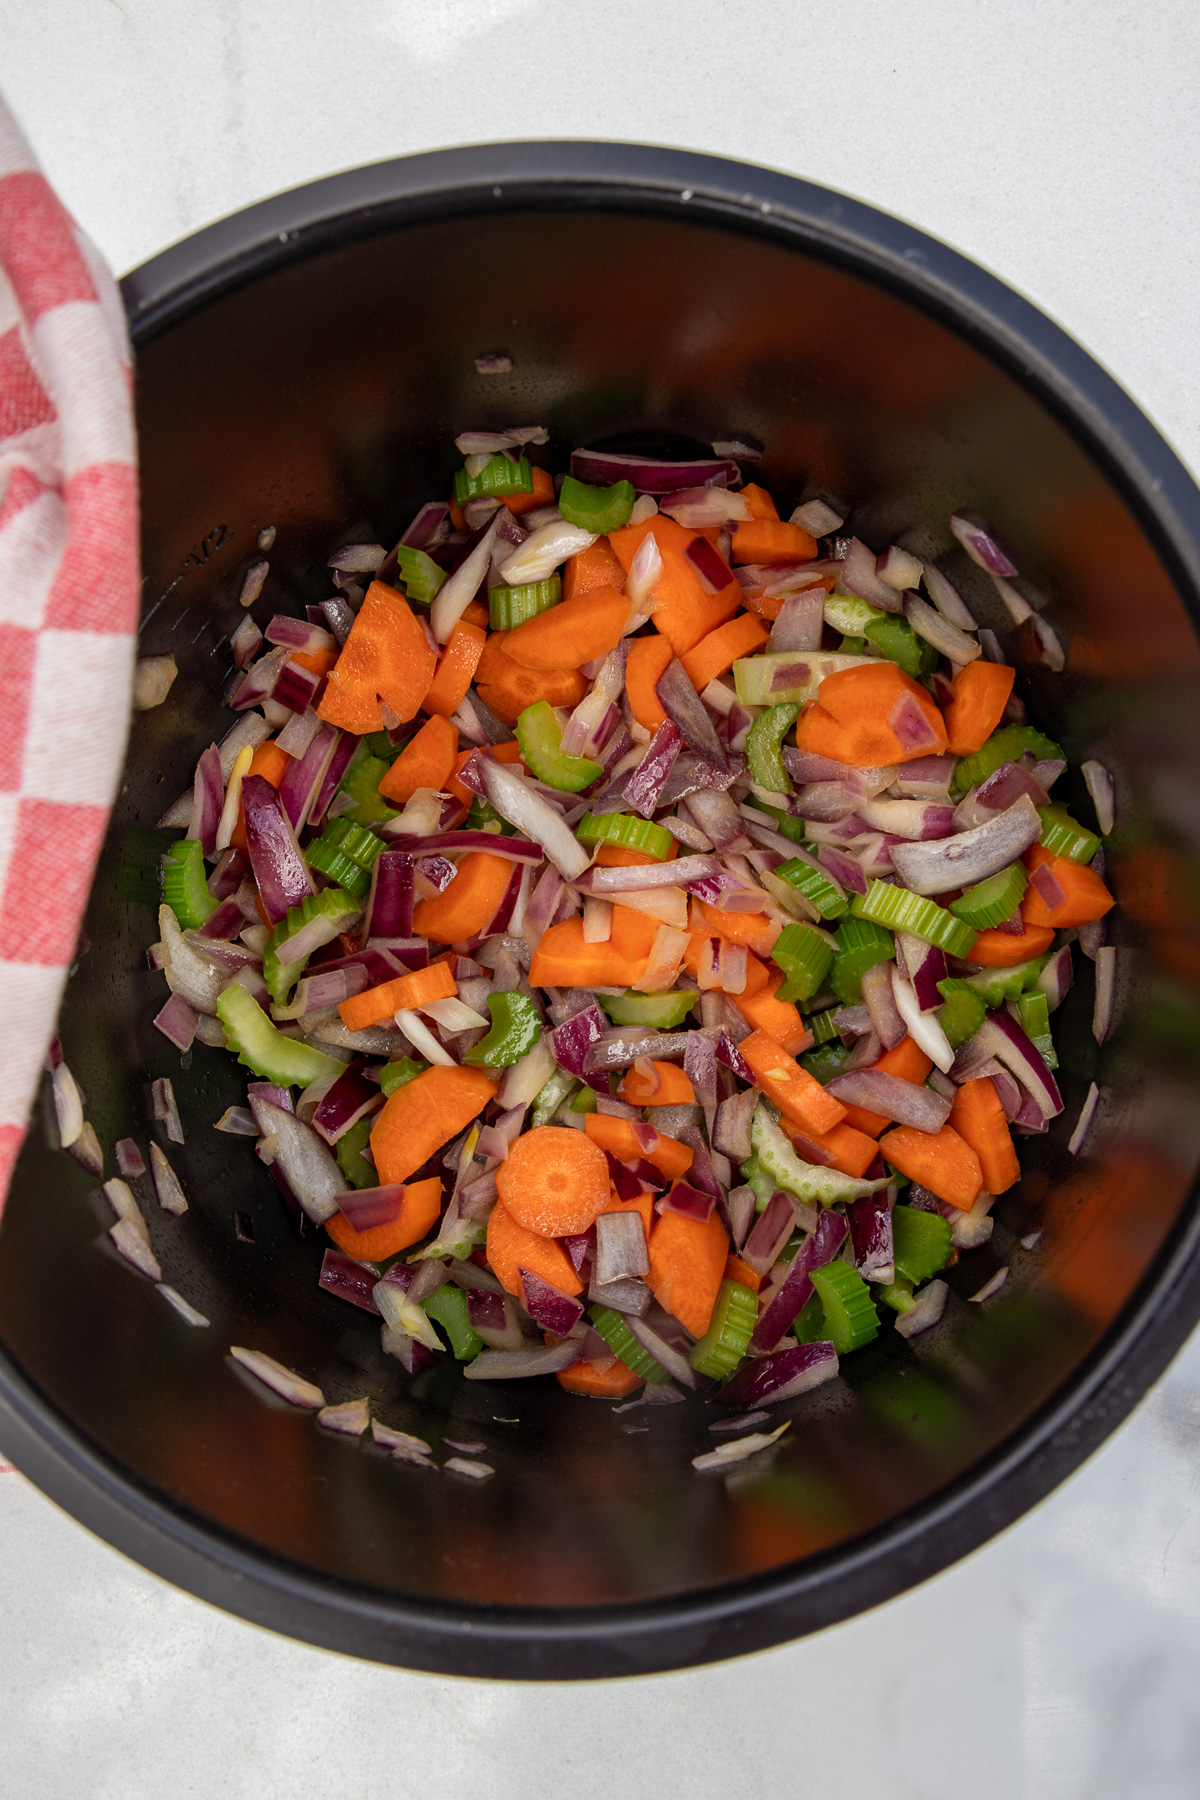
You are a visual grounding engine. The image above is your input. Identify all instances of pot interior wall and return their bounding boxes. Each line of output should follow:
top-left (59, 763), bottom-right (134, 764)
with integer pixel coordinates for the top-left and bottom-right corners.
top-left (3, 203), bottom-right (1199, 1617)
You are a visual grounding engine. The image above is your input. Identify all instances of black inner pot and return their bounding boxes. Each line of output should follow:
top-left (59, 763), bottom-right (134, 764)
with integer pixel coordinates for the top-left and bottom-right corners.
top-left (3, 144), bottom-right (1200, 1681)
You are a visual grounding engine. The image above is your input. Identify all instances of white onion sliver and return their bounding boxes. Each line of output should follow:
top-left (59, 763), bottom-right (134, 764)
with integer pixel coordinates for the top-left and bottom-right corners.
top-left (692, 1422), bottom-right (789, 1471)
top-left (1081, 760), bottom-right (1115, 836)
top-left (968, 1267), bottom-right (1009, 1304)
top-left (904, 593), bottom-right (980, 664)
top-left (480, 759), bottom-right (589, 879)
top-left (149, 1142), bottom-right (188, 1215)
top-left (498, 520), bottom-right (595, 587)
top-left (239, 560), bottom-right (269, 608)
top-left (991, 575), bottom-right (1033, 624)
top-left (159, 1284), bottom-right (210, 1327)
top-left (230, 1345), bottom-right (325, 1408)
top-left (319, 1397), bottom-right (371, 1435)
top-left (791, 498), bottom-right (843, 536)
top-left (431, 512), bottom-right (502, 643)
top-left (133, 654), bottom-right (178, 710)
top-left (109, 1218), bottom-right (162, 1281)
top-left (1068, 1081), bottom-right (1101, 1155)
top-left (628, 494), bottom-right (658, 525)
top-left (395, 1008), bottom-right (456, 1066)
top-left (891, 967), bottom-right (954, 1072)
top-left (214, 743), bottom-right (253, 855)
top-left (421, 996), bottom-right (490, 1032)
top-left (1093, 946), bottom-right (1117, 1044)
top-left (921, 561), bottom-right (977, 630)
top-left (445, 1456), bottom-right (495, 1480)
top-left (52, 1061), bottom-right (84, 1148)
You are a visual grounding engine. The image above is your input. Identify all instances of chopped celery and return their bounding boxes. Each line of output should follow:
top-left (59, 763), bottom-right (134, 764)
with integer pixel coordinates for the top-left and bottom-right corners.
top-left (589, 1306), bottom-right (669, 1382)
top-left (690, 1280), bottom-right (758, 1379)
top-left (739, 1154), bottom-right (777, 1210)
top-left (878, 1278), bottom-right (915, 1315)
top-left (806, 1007), bottom-right (842, 1045)
top-left (937, 982), bottom-right (987, 1048)
top-left (307, 818), bottom-right (385, 898)
top-left (892, 1204), bottom-right (953, 1284)
top-left (746, 703), bottom-right (799, 795)
top-left (452, 452), bottom-right (533, 504)
top-left (733, 650), bottom-right (873, 709)
top-left (949, 862), bottom-right (1028, 930)
top-left (264, 886), bottom-right (361, 1003)
top-left (569, 1084), bottom-right (598, 1113)
top-left (423, 1285), bottom-right (484, 1361)
top-left (1038, 803), bottom-right (1100, 865)
top-left (751, 1104), bottom-right (889, 1208)
top-left (852, 879), bottom-right (977, 958)
top-left (791, 1289), bottom-right (828, 1344)
top-left (516, 701), bottom-right (603, 793)
top-left (216, 984), bottom-right (343, 1088)
top-left (558, 474), bottom-right (635, 534)
top-left (379, 1056), bottom-right (427, 1096)
top-left (772, 922), bottom-right (836, 1004)
top-left (750, 799), bottom-right (808, 844)
top-left (489, 575), bottom-right (561, 632)
top-left (840, 634), bottom-right (867, 653)
top-left (161, 838), bottom-right (218, 930)
top-left (598, 989), bottom-right (696, 1028)
top-left (799, 1040), bottom-right (853, 1084)
top-left (338, 751), bottom-right (399, 826)
top-left (532, 1069), bottom-right (577, 1127)
top-left (776, 855), bottom-right (848, 919)
top-left (1014, 988), bottom-right (1057, 1068)
top-left (863, 613), bottom-right (935, 680)
top-left (336, 1115), bottom-right (377, 1190)
top-left (824, 593), bottom-right (886, 636)
top-left (944, 956), bottom-right (1049, 1008)
top-left (810, 1261), bottom-right (879, 1353)
top-left (953, 724), bottom-right (1064, 796)
top-left (394, 546), bottom-right (446, 606)
top-left (576, 811), bottom-right (675, 860)
top-left (830, 917), bottom-right (894, 1005)
top-left (364, 730), bottom-right (405, 763)
top-left (464, 992), bottom-right (540, 1067)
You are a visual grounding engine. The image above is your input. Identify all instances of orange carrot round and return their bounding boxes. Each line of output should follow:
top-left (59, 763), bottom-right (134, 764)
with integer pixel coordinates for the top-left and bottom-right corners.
top-left (495, 1126), bottom-right (611, 1237)
top-left (486, 1199), bottom-right (584, 1297)
top-left (370, 1064), bottom-right (497, 1186)
top-left (647, 1206), bottom-right (729, 1337)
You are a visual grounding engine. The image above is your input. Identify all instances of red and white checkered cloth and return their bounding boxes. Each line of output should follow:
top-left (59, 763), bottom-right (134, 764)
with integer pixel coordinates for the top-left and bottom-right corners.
top-left (0, 95), bottom-right (139, 1209)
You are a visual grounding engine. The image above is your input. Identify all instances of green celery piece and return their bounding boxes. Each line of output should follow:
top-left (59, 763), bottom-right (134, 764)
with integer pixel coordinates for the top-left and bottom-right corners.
top-left (216, 984), bottom-right (343, 1088)
top-left (569, 1084), bottom-right (598, 1113)
top-left (892, 1204), bottom-right (953, 1284)
top-left (516, 700), bottom-right (603, 792)
top-left (464, 992), bottom-right (541, 1068)
top-left (1014, 988), bottom-right (1057, 1068)
top-left (690, 1280), bottom-right (759, 1379)
top-left (805, 1007), bottom-right (842, 1045)
top-left (264, 886), bottom-right (361, 1004)
top-left (558, 474), bottom-right (635, 534)
top-left (949, 862), bottom-right (1028, 930)
top-left (830, 917), bottom-right (894, 1004)
top-left (452, 452), bottom-right (533, 504)
top-left (733, 649), bottom-right (873, 708)
top-left (423, 1285), bottom-right (484, 1361)
top-left (306, 818), bottom-right (385, 898)
top-left (589, 1306), bottom-right (670, 1382)
top-left (598, 989), bottom-right (696, 1029)
top-left (751, 1104), bottom-right (890, 1208)
top-left (394, 546), bottom-right (446, 606)
top-left (792, 1289), bottom-right (828, 1344)
top-left (776, 855), bottom-right (848, 919)
top-left (810, 1261), bottom-right (879, 1353)
top-left (852, 879), bottom-right (977, 959)
top-left (840, 635), bottom-right (867, 653)
top-left (336, 1116), bottom-right (377, 1190)
top-left (532, 1068), bottom-right (577, 1127)
top-left (746, 703), bottom-right (799, 795)
top-left (739, 1154), bottom-right (777, 1210)
top-left (1038, 803), bottom-right (1101, 865)
top-left (772, 922), bottom-right (836, 1004)
top-left (864, 613), bottom-right (935, 680)
top-left (953, 724), bottom-right (1064, 797)
top-left (576, 811), bottom-right (675, 860)
top-left (466, 797), bottom-right (513, 833)
top-left (824, 593), bottom-right (886, 636)
top-left (338, 752), bottom-right (399, 826)
top-left (488, 575), bottom-right (561, 632)
top-left (799, 1040), bottom-right (853, 1084)
top-left (937, 982), bottom-right (987, 1048)
top-left (160, 838), bottom-right (217, 930)
top-left (748, 799), bottom-right (807, 845)
top-left (364, 730), bottom-right (405, 763)
top-left (877, 1278), bottom-right (915, 1315)
top-left (948, 957), bottom-right (1049, 1008)
top-left (379, 1056), bottom-right (427, 1097)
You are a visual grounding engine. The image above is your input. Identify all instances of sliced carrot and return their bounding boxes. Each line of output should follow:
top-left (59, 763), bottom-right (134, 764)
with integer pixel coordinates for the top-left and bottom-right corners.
top-left (230, 740), bottom-right (291, 852)
top-left (795, 661), bottom-right (948, 766)
top-left (495, 1126), bottom-right (612, 1238)
top-left (618, 1061), bottom-right (696, 1107)
top-left (529, 916), bottom-right (651, 988)
top-left (602, 1190), bottom-right (657, 1243)
top-left (583, 1114), bottom-right (693, 1181)
top-left (412, 850), bottom-right (516, 944)
top-left (317, 581), bottom-right (437, 733)
top-left (695, 900), bottom-right (781, 956)
top-left (647, 1206), bottom-right (729, 1338)
top-left (324, 1176), bottom-right (443, 1261)
top-left (596, 840), bottom-right (677, 867)
top-left (743, 574), bottom-right (837, 620)
top-left (724, 1252), bottom-right (762, 1292)
top-left (563, 537), bottom-right (626, 602)
top-left (422, 621), bottom-right (487, 719)
top-left (786, 1118), bottom-right (879, 1179)
top-left (556, 1357), bottom-right (642, 1397)
top-left (503, 464), bottom-right (556, 518)
top-left (951, 1077), bottom-right (1020, 1195)
top-left (461, 597), bottom-right (490, 630)
top-left (967, 921), bottom-right (1055, 966)
top-left (378, 714), bottom-right (459, 804)
top-left (370, 1064), bottom-right (498, 1185)
top-left (878, 1123), bottom-right (983, 1211)
top-left (1021, 844), bottom-right (1115, 929)
top-left (474, 629), bottom-right (587, 726)
top-left (731, 518), bottom-right (818, 565)
top-left (486, 1200), bottom-right (584, 1298)
top-left (738, 483), bottom-right (780, 521)
top-left (290, 646), bottom-right (339, 677)
top-left (449, 499), bottom-right (467, 530)
top-left (446, 738), bottom-right (522, 806)
top-left (608, 515), bottom-right (741, 655)
top-left (680, 612), bottom-right (770, 692)
top-left (338, 957), bottom-right (457, 1033)
top-left (625, 633), bottom-right (674, 730)
top-left (942, 661), bottom-right (1016, 756)
top-left (502, 586), bottom-right (631, 671)
top-left (793, 702), bottom-right (907, 769)
top-left (739, 1029), bottom-right (848, 1136)
top-left (734, 964), bottom-right (810, 1054)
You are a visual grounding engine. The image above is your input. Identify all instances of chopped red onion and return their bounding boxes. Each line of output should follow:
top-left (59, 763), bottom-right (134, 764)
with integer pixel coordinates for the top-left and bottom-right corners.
top-left (949, 513), bottom-right (1018, 578)
top-left (465, 1341), bottom-right (582, 1380)
top-left (827, 1068), bottom-right (952, 1131)
top-left (895, 1278), bottom-right (949, 1337)
top-left (112, 1137), bottom-right (145, 1179)
top-left (968, 1266), bottom-right (1009, 1304)
top-left (215, 1106), bottom-right (257, 1135)
top-left (311, 1063), bottom-right (383, 1147)
top-left (241, 774), bottom-right (317, 923)
top-left (480, 758), bottom-right (588, 879)
top-left (904, 593), bottom-right (980, 664)
top-left (720, 1340), bottom-right (839, 1408)
top-left (569, 448), bottom-right (736, 494)
top-left (267, 614), bottom-right (336, 656)
top-left (319, 1249), bottom-right (382, 1314)
top-left (891, 796), bottom-right (1041, 895)
top-left (308, 731), bottom-right (359, 830)
top-left (859, 799), bottom-right (955, 840)
top-left (184, 745), bottom-right (223, 858)
top-left (133, 652), bottom-right (179, 711)
top-left (654, 657), bottom-right (729, 772)
top-left (327, 542), bottom-right (384, 575)
top-left (548, 1002), bottom-right (607, 1081)
top-left (1093, 945), bottom-right (1117, 1044)
top-left (682, 533), bottom-right (736, 595)
top-left (431, 512), bottom-right (503, 643)
top-left (974, 1010), bottom-right (1063, 1117)
top-left (51, 1060), bottom-right (84, 1149)
top-left (272, 659), bottom-right (322, 716)
top-left (317, 1396), bottom-right (371, 1435)
top-left (752, 1208), bottom-right (848, 1353)
top-left (623, 721), bottom-right (684, 817)
top-left (837, 537), bottom-right (903, 612)
top-left (1081, 759), bottom-right (1115, 836)
top-left (893, 755), bottom-right (956, 800)
top-left (849, 1190), bottom-right (894, 1282)
top-left (154, 992), bottom-right (198, 1053)
top-left (767, 587), bottom-right (825, 652)
top-left (897, 936), bottom-right (948, 1011)
top-left (231, 1345), bottom-right (325, 1408)
top-left (661, 486), bottom-right (751, 530)
top-left (876, 545), bottom-right (923, 591)
top-left (655, 1180), bottom-right (714, 1225)
top-left (253, 1101), bottom-right (344, 1221)
top-left (859, 959), bottom-right (907, 1050)
top-left (519, 1268), bottom-right (585, 1336)
top-left (152, 1076), bottom-right (185, 1144)
top-left (741, 1190), bottom-right (797, 1277)
top-left (362, 849), bottom-right (414, 941)
top-left (1029, 859), bottom-right (1067, 912)
top-left (1068, 1081), bottom-right (1101, 1154)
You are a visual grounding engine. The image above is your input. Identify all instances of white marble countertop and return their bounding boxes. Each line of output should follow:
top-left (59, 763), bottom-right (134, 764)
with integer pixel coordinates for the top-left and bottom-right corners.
top-left (3, 3), bottom-right (1200, 1793)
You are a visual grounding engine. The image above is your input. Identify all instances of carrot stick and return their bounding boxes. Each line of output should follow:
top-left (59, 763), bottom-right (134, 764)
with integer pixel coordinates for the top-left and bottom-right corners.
top-left (739, 1029), bottom-right (848, 1135)
top-left (647, 1206), bottom-right (729, 1337)
top-left (733, 964), bottom-right (810, 1054)
top-left (474, 630), bottom-right (587, 726)
top-left (680, 612), bottom-right (770, 692)
top-left (502, 464), bottom-right (555, 518)
top-left (378, 714), bottom-right (459, 804)
top-left (608, 515), bottom-right (742, 654)
top-left (1021, 845), bottom-right (1115, 928)
top-left (370, 1064), bottom-right (498, 1185)
top-left (486, 1199), bottom-right (584, 1298)
top-left (556, 1357), bottom-right (643, 1397)
top-left (325, 1176), bottom-right (442, 1261)
top-left (724, 1252), bottom-right (762, 1291)
top-left (942, 661), bottom-right (1015, 756)
top-left (730, 518), bottom-right (818, 565)
top-left (583, 1113), bottom-right (693, 1180)
top-left (339, 957), bottom-right (457, 1033)
top-left (412, 850), bottom-right (517, 943)
top-left (422, 621), bottom-right (486, 719)
top-left (951, 1077), bottom-right (1020, 1194)
top-left (625, 633), bottom-right (674, 730)
top-left (501, 586), bottom-right (631, 670)
top-left (738, 483), bottom-right (780, 521)
top-left (446, 738), bottom-right (522, 806)
top-left (967, 921), bottom-right (1055, 966)
top-left (563, 537), bottom-right (626, 602)
top-left (317, 581), bottom-right (437, 733)
top-left (618, 1061), bottom-right (696, 1106)
top-left (878, 1123), bottom-right (983, 1211)
top-left (495, 1126), bottom-right (612, 1237)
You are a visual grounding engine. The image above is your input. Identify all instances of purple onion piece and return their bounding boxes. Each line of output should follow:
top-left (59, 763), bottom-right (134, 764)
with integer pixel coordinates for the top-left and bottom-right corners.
top-left (890, 796), bottom-right (1042, 896)
top-left (519, 1268), bottom-right (585, 1337)
top-left (385, 830), bottom-right (543, 861)
top-left (742, 1190), bottom-right (797, 1278)
top-left (848, 1191), bottom-right (894, 1281)
top-left (623, 721), bottom-right (685, 817)
top-left (654, 657), bottom-right (729, 771)
top-left (312, 1062), bottom-right (383, 1146)
top-left (826, 1068), bottom-right (953, 1132)
top-left (319, 1249), bottom-right (382, 1314)
top-left (154, 992), bottom-right (198, 1052)
top-left (464, 1342), bottom-right (582, 1380)
top-left (1037, 943), bottom-right (1073, 1011)
top-left (333, 1182), bottom-right (406, 1232)
top-left (308, 731), bottom-right (359, 830)
top-left (949, 513), bottom-right (1018, 578)
top-left (241, 774), bottom-right (317, 923)
top-left (187, 746), bottom-right (223, 858)
top-left (685, 534), bottom-right (735, 593)
top-left (549, 1003), bottom-right (607, 1080)
top-left (683, 1032), bottom-right (719, 1111)
top-left (365, 850), bottom-right (415, 940)
top-left (658, 1181), bottom-right (715, 1224)
top-left (750, 1208), bottom-right (847, 1353)
top-left (594, 1212), bottom-right (648, 1285)
top-left (625, 1315), bottom-right (698, 1388)
top-left (975, 1009), bottom-right (1064, 1118)
top-left (719, 1341), bottom-right (839, 1408)
top-left (569, 448), bottom-right (737, 493)
top-left (273, 659), bottom-right (321, 716)
top-left (277, 722), bottom-right (339, 830)
top-left (266, 614), bottom-right (335, 655)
